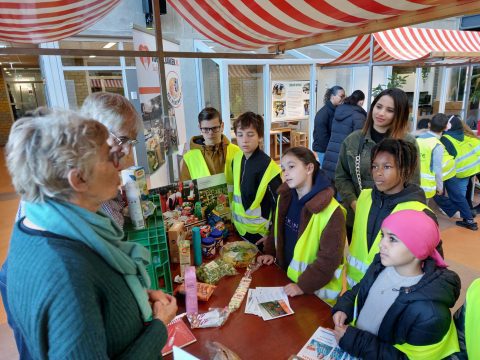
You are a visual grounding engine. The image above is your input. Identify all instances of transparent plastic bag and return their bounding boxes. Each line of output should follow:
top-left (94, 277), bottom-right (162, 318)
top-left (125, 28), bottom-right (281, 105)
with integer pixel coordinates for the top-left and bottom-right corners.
top-left (206, 341), bottom-right (242, 360)
top-left (220, 241), bottom-right (258, 268)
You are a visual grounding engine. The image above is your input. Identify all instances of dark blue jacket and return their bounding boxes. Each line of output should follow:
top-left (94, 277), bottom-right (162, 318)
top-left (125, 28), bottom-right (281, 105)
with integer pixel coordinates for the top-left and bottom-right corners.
top-left (312, 101), bottom-right (336, 153)
top-left (441, 129), bottom-right (464, 158)
top-left (322, 104), bottom-right (366, 180)
top-left (332, 255), bottom-right (460, 359)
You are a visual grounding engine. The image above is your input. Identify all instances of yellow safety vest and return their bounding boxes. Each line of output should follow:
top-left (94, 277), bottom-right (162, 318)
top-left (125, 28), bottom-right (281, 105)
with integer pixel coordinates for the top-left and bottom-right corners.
top-left (351, 294), bottom-right (459, 360)
top-left (183, 142), bottom-right (240, 193)
top-left (231, 151), bottom-right (281, 236)
top-left (346, 189), bottom-right (429, 288)
top-left (417, 137), bottom-right (456, 198)
top-left (465, 278), bottom-right (480, 360)
top-left (277, 196), bottom-right (346, 306)
top-left (443, 134), bottom-right (480, 178)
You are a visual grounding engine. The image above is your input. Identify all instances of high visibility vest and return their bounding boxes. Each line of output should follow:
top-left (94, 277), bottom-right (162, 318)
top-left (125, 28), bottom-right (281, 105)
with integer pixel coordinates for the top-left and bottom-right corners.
top-left (417, 137), bottom-right (456, 198)
top-left (465, 278), bottom-right (480, 359)
top-left (183, 143), bottom-right (240, 193)
top-left (231, 151), bottom-right (281, 236)
top-left (351, 296), bottom-right (459, 360)
top-left (278, 196), bottom-right (346, 306)
top-left (443, 134), bottom-right (480, 178)
top-left (346, 189), bottom-right (429, 288)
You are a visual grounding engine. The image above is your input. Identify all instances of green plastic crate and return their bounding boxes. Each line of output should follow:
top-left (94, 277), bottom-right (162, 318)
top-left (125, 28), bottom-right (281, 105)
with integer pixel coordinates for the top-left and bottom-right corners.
top-left (125, 194), bottom-right (173, 294)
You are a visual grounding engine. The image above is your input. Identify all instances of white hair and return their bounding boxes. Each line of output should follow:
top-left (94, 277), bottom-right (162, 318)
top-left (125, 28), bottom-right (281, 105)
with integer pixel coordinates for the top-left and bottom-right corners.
top-left (6, 110), bottom-right (109, 202)
top-left (80, 92), bottom-right (140, 136)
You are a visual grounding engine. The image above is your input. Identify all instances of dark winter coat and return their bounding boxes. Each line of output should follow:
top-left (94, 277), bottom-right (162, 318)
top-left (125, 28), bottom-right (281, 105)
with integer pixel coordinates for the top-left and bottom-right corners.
top-left (264, 173), bottom-right (346, 294)
top-left (323, 104), bottom-right (367, 180)
top-left (312, 101), bottom-right (336, 153)
top-left (333, 256), bottom-right (461, 359)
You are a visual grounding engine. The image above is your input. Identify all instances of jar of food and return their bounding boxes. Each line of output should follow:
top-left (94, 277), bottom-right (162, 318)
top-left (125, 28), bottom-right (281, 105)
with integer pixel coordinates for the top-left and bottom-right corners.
top-left (201, 237), bottom-right (216, 259)
top-left (210, 228), bottom-right (224, 248)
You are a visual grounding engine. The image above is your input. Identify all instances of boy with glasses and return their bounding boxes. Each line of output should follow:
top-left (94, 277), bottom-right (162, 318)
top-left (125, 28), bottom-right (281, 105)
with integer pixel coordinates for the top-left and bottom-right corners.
top-left (180, 108), bottom-right (240, 192)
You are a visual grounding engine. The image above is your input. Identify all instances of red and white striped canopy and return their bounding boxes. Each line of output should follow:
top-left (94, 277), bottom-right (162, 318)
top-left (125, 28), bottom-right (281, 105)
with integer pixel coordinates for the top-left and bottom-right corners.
top-left (168, 0), bottom-right (452, 51)
top-left (0, 0), bottom-right (120, 44)
top-left (329, 27), bottom-right (480, 65)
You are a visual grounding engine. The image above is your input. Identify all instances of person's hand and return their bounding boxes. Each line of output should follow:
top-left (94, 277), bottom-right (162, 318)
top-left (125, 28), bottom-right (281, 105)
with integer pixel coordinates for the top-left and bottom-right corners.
top-left (255, 236), bottom-right (268, 246)
top-left (333, 311), bottom-right (348, 327)
top-left (152, 297), bottom-right (178, 326)
top-left (257, 255), bottom-right (275, 265)
top-left (284, 283), bottom-right (304, 297)
top-left (436, 187), bottom-right (444, 195)
top-left (350, 200), bottom-right (357, 212)
top-left (147, 289), bottom-right (175, 306)
top-left (332, 324), bottom-right (348, 343)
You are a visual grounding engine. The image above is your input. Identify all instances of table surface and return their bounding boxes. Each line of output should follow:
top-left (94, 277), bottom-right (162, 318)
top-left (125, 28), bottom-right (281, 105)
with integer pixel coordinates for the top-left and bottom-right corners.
top-left (165, 263), bottom-right (334, 360)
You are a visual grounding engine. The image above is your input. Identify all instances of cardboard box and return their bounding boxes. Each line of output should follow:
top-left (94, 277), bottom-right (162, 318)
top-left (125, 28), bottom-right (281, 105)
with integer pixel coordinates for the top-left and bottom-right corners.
top-left (121, 166), bottom-right (148, 198)
top-left (168, 221), bottom-right (185, 263)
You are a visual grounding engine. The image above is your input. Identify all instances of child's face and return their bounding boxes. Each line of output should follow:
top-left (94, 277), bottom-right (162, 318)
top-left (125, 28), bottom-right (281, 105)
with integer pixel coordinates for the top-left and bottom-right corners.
top-left (372, 95), bottom-right (395, 133)
top-left (281, 154), bottom-right (313, 190)
top-left (199, 117), bottom-right (223, 144)
top-left (371, 151), bottom-right (404, 194)
top-left (379, 227), bottom-right (417, 267)
top-left (236, 125), bottom-right (260, 156)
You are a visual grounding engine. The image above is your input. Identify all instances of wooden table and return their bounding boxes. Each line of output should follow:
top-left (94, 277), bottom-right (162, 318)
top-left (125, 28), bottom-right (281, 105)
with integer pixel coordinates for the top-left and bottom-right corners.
top-left (166, 263), bottom-right (334, 359)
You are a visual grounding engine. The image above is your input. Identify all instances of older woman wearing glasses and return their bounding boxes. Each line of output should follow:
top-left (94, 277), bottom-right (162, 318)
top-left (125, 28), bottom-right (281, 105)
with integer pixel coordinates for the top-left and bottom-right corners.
top-left (81, 92), bottom-right (141, 229)
top-left (4, 110), bottom-right (177, 359)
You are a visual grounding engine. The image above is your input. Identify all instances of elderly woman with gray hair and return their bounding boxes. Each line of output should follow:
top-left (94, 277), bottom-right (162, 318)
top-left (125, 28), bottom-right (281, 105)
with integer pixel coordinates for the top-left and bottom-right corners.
top-left (3, 110), bottom-right (176, 359)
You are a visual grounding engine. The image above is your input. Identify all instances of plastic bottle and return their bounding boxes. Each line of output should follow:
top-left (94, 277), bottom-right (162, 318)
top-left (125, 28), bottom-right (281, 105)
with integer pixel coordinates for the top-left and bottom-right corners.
top-left (125, 182), bottom-right (145, 230)
top-left (192, 227), bottom-right (202, 266)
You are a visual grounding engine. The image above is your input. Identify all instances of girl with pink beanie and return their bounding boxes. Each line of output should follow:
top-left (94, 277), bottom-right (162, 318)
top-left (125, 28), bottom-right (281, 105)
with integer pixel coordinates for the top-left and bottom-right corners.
top-left (332, 210), bottom-right (461, 359)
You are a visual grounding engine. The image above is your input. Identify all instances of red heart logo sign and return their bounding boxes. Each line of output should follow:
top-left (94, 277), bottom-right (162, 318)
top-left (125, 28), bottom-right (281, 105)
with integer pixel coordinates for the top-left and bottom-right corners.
top-left (138, 44), bottom-right (151, 69)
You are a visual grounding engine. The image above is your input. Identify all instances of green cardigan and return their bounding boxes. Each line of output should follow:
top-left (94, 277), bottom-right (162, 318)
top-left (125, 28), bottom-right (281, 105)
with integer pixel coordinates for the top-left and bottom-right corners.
top-left (7, 221), bottom-right (167, 359)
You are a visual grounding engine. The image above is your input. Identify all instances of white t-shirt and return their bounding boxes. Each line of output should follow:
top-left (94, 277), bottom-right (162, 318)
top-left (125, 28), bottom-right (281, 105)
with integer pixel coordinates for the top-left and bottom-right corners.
top-left (356, 266), bottom-right (424, 336)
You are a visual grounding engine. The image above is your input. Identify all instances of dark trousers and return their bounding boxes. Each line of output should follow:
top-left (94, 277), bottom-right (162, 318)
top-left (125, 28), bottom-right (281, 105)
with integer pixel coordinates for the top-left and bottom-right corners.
top-left (434, 177), bottom-right (474, 220)
top-left (0, 261), bottom-right (32, 360)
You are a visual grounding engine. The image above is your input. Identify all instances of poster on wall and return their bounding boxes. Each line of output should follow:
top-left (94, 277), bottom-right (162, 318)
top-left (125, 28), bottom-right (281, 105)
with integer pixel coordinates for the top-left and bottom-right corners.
top-left (272, 81), bottom-right (310, 120)
top-left (133, 27), bottom-right (186, 188)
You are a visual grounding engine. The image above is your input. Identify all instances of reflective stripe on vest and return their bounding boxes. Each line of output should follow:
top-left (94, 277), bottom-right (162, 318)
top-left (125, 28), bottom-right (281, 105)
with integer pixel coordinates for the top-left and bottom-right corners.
top-left (231, 151), bottom-right (281, 236)
top-left (351, 294), bottom-right (459, 360)
top-left (183, 143), bottom-right (240, 181)
top-left (465, 278), bottom-right (480, 359)
top-left (417, 137), bottom-right (456, 198)
top-left (346, 189), bottom-right (429, 288)
top-left (282, 196), bottom-right (347, 306)
top-left (444, 134), bottom-right (480, 178)
top-left (417, 137), bottom-right (438, 198)
top-left (394, 320), bottom-right (459, 360)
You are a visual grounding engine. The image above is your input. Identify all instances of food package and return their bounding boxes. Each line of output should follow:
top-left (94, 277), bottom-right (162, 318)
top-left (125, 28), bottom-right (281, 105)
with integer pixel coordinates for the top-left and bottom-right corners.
top-left (168, 222), bottom-right (185, 263)
top-left (121, 166), bottom-right (148, 198)
top-left (175, 282), bottom-right (216, 302)
top-left (178, 237), bottom-right (191, 278)
top-left (220, 241), bottom-right (258, 268)
top-left (196, 259), bottom-right (237, 285)
top-left (188, 308), bottom-right (230, 328)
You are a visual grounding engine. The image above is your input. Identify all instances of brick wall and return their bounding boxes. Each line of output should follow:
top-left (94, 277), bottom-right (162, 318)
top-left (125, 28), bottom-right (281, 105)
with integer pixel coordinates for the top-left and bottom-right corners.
top-left (64, 71), bottom-right (89, 108)
top-left (0, 70), bottom-right (14, 146)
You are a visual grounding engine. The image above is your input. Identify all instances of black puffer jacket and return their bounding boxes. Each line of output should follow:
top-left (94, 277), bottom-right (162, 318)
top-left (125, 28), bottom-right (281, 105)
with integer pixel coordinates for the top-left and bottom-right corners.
top-left (312, 101), bottom-right (336, 153)
top-left (333, 256), bottom-right (461, 359)
top-left (323, 104), bottom-right (366, 180)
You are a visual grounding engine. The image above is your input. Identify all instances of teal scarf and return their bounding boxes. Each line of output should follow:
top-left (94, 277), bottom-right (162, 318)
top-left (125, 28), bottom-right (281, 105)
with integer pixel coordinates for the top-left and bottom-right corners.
top-left (25, 199), bottom-right (153, 321)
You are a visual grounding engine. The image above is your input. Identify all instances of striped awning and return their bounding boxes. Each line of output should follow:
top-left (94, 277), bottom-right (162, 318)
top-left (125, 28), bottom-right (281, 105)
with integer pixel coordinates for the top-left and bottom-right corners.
top-left (0, 0), bottom-right (120, 44)
top-left (328, 27), bottom-right (480, 65)
top-left (90, 78), bottom-right (123, 88)
top-left (167, 0), bottom-right (478, 51)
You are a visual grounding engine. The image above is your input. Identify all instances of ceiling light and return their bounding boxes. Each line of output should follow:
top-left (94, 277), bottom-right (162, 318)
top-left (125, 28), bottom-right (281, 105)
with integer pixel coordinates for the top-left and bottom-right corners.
top-left (89, 55), bottom-right (96, 58)
top-left (103, 42), bottom-right (116, 49)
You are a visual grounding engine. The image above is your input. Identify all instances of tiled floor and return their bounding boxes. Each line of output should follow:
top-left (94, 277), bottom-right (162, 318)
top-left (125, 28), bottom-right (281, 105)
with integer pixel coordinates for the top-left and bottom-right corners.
top-left (0, 146), bottom-right (478, 359)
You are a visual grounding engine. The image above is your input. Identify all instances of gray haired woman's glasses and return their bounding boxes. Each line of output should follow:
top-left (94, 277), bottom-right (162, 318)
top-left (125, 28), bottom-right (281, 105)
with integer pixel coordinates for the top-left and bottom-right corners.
top-left (109, 132), bottom-right (139, 147)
